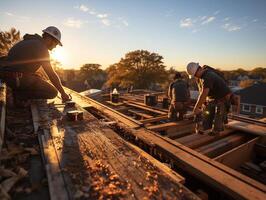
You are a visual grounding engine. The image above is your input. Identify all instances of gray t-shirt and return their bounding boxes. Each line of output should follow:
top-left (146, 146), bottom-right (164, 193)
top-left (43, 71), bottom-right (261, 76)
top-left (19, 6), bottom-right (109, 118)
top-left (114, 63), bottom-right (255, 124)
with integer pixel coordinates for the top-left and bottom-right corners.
top-left (201, 70), bottom-right (231, 100)
top-left (4, 34), bottom-right (50, 73)
top-left (169, 79), bottom-right (190, 102)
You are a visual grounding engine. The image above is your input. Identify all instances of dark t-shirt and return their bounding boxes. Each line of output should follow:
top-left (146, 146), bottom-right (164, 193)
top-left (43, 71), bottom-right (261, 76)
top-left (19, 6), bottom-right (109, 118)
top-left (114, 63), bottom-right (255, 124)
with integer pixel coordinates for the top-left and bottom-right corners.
top-left (4, 34), bottom-right (50, 73)
top-left (201, 70), bottom-right (231, 99)
top-left (169, 79), bottom-right (190, 102)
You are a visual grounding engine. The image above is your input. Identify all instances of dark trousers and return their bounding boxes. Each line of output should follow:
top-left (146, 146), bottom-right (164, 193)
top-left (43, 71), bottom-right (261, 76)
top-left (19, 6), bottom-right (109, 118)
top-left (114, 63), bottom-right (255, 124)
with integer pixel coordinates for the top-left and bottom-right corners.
top-left (3, 74), bottom-right (58, 100)
top-left (168, 101), bottom-right (187, 121)
top-left (202, 100), bottom-right (229, 132)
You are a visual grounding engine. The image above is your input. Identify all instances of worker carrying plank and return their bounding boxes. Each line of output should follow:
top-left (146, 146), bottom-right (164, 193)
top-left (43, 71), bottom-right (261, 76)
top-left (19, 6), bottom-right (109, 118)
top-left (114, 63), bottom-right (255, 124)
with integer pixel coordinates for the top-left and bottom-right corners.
top-left (0, 26), bottom-right (71, 106)
top-left (168, 72), bottom-right (190, 121)
top-left (186, 62), bottom-right (233, 135)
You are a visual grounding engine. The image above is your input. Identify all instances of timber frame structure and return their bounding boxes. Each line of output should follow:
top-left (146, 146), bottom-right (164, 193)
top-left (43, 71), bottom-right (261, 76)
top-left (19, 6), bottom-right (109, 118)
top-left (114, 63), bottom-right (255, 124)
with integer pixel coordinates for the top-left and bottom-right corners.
top-left (0, 86), bottom-right (266, 200)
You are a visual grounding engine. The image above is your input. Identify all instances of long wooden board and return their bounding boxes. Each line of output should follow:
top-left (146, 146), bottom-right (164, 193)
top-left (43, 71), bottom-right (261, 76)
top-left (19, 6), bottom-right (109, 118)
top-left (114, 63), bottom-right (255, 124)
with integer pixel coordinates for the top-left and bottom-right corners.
top-left (65, 88), bottom-right (142, 129)
top-left (227, 120), bottom-right (266, 136)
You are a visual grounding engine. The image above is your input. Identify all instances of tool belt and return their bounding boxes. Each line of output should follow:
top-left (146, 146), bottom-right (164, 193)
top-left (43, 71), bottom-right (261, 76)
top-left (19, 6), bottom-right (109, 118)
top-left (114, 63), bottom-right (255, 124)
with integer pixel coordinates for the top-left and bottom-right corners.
top-left (208, 92), bottom-right (232, 104)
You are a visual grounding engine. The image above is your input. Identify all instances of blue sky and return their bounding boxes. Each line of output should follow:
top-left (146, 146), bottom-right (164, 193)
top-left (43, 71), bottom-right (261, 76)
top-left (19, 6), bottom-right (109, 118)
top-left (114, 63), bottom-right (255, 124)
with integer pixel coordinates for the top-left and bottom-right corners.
top-left (1, 0), bottom-right (266, 70)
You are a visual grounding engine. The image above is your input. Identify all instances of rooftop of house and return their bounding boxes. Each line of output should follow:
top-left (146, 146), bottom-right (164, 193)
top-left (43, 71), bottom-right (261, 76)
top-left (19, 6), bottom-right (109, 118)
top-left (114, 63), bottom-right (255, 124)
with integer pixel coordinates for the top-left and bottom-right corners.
top-left (236, 82), bottom-right (266, 106)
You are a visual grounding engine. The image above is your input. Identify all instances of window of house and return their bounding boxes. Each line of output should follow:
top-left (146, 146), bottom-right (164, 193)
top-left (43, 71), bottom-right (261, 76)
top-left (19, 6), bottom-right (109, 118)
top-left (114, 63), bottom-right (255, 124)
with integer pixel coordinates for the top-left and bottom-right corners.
top-left (242, 104), bottom-right (251, 112)
top-left (256, 106), bottom-right (263, 114)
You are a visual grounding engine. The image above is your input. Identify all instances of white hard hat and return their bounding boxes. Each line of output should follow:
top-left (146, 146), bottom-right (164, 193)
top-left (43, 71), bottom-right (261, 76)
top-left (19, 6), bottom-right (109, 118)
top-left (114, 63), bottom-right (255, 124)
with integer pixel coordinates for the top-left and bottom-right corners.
top-left (186, 62), bottom-right (199, 78)
top-left (42, 26), bottom-right (62, 46)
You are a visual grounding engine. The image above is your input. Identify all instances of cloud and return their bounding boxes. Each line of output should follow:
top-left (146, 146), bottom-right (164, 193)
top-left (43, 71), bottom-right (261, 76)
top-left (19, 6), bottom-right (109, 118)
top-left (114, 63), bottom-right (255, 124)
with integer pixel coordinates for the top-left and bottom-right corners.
top-left (214, 10), bottom-right (220, 15)
top-left (101, 19), bottom-right (111, 26)
top-left (201, 16), bottom-right (215, 25)
top-left (5, 12), bottom-right (14, 16)
top-left (97, 14), bottom-right (108, 19)
top-left (223, 17), bottom-right (230, 21)
top-left (180, 18), bottom-right (193, 28)
top-left (63, 18), bottom-right (86, 28)
top-left (122, 20), bottom-right (129, 27)
top-left (252, 19), bottom-right (258, 23)
top-left (4, 12), bottom-right (30, 22)
top-left (75, 4), bottom-right (89, 12)
top-left (222, 23), bottom-right (241, 32)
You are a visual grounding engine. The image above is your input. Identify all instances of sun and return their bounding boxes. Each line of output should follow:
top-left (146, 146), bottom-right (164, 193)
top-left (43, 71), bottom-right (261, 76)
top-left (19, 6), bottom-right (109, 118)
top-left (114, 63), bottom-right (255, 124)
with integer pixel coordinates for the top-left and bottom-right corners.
top-left (50, 47), bottom-right (67, 66)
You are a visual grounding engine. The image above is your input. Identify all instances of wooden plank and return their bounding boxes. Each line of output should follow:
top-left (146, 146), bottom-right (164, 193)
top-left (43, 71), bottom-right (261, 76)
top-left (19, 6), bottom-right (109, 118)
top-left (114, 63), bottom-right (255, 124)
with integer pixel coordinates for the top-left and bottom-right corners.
top-left (214, 137), bottom-right (259, 169)
top-left (176, 129), bottom-right (233, 149)
top-left (126, 141), bottom-right (185, 184)
top-left (64, 87), bottom-right (142, 129)
top-left (140, 115), bottom-right (168, 124)
top-left (31, 102), bottom-right (70, 200)
top-left (124, 101), bottom-right (167, 115)
top-left (196, 134), bottom-right (248, 158)
top-left (147, 120), bottom-right (193, 132)
top-left (0, 83), bottom-right (6, 153)
top-left (128, 109), bottom-right (153, 119)
top-left (227, 120), bottom-right (266, 136)
top-left (167, 124), bottom-right (195, 140)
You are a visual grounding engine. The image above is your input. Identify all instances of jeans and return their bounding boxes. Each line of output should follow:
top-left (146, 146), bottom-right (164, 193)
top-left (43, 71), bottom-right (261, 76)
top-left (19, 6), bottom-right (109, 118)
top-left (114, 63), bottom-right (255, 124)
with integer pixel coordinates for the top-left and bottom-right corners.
top-left (202, 100), bottom-right (229, 133)
top-left (168, 101), bottom-right (187, 121)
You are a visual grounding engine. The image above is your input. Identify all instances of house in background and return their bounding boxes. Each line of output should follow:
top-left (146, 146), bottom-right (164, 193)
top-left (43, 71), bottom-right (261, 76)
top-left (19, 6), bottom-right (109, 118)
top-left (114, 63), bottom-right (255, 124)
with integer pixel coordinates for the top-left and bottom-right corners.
top-left (236, 82), bottom-right (266, 118)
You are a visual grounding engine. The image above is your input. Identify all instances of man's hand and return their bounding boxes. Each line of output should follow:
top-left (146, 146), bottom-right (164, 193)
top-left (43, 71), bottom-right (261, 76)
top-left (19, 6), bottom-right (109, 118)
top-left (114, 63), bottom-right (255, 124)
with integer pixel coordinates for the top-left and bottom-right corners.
top-left (61, 92), bottom-right (71, 103)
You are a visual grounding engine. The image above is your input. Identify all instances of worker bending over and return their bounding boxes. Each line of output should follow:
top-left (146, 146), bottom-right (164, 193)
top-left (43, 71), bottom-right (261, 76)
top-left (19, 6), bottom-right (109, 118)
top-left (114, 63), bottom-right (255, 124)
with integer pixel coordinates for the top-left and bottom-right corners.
top-left (168, 72), bottom-right (190, 121)
top-left (0, 26), bottom-right (71, 106)
top-left (186, 62), bottom-right (231, 135)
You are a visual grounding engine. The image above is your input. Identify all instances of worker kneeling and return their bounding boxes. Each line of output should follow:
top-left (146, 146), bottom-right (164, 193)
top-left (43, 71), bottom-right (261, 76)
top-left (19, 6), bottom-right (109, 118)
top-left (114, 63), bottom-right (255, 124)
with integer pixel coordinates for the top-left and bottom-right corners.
top-left (168, 72), bottom-right (190, 121)
top-left (186, 62), bottom-right (231, 135)
top-left (0, 26), bottom-right (71, 106)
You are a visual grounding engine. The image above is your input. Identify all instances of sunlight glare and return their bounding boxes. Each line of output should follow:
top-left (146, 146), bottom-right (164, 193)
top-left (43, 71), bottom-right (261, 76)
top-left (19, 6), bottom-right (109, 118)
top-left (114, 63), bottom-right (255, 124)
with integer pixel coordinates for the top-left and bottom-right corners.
top-left (50, 47), bottom-right (68, 66)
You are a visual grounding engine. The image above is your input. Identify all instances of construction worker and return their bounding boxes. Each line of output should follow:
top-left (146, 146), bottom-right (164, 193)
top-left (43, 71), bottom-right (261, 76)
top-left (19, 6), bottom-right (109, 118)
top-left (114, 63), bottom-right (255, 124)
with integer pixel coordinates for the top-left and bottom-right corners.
top-left (186, 62), bottom-right (231, 135)
top-left (168, 72), bottom-right (190, 121)
top-left (0, 26), bottom-right (71, 105)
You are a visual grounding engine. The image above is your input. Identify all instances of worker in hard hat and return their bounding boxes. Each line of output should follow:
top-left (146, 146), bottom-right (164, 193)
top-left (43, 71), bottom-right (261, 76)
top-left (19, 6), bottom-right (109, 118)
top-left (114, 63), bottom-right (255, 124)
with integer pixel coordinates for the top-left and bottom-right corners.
top-left (0, 26), bottom-right (71, 106)
top-left (168, 72), bottom-right (190, 121)
top-left (186, 62), bottom-right (231, 135)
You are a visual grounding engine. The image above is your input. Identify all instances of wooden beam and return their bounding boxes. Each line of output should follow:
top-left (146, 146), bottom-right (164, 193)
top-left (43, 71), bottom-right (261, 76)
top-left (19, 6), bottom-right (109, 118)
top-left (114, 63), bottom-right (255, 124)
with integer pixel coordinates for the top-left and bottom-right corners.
top-left (147, 120), bottom-right (193, 132)
top-left (31, 102), bottom-right (70, 200)
top-left (128, 109), bottom-right (154, 119)
top-left (124, 101), bottom-right (167, 115)
top-left (64, 88), bottom-right (142, 129)
top-left (227, 120), bottom-right (266, 136)
top-left (140, 115), bottom-right (168, 124)
top-left (214, 137), bottom-right (259, 169)
top-left (176, 129), bottom-right (233, 149)
top-left (195, 134), bottom-right (248, 158)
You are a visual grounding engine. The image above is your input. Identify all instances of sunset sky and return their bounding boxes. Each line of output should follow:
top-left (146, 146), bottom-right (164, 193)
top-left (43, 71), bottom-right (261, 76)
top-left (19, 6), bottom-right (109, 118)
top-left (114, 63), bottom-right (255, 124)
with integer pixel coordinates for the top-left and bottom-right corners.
top-left (1, 0), bottom-right (266, 70)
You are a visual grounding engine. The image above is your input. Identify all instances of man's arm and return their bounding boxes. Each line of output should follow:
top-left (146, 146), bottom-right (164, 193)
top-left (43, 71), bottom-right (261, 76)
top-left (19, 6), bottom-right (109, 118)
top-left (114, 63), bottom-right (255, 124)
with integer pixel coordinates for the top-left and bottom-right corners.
top-left (193, 88), bottom-right (209, 114)
top-left (42, 62), bottom-right (70, 102)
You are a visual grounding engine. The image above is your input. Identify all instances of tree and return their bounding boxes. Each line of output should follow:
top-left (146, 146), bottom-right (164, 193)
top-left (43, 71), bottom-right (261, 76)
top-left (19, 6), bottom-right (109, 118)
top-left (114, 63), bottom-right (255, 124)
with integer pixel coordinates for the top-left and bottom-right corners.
top-left (239, 79), bottom-right (255, 88)
top-left (79, 64), bottom-right (107, 89)
top-left (248, 67), bottom-right (266, 79)
top-left (0, 28), bottom-right (21, 57)
top-left (105, 50), bottom-right (168, 89)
